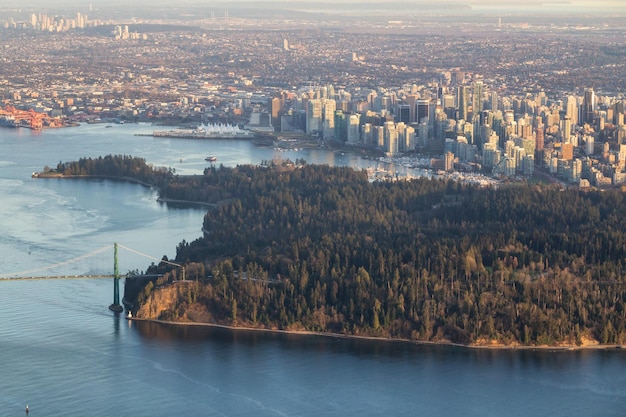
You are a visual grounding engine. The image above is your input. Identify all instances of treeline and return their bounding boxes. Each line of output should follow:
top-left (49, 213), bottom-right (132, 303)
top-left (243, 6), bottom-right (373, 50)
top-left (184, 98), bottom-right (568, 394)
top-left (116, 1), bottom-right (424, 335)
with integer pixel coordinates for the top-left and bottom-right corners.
top-left (57, 155), bottom-right (626, 345)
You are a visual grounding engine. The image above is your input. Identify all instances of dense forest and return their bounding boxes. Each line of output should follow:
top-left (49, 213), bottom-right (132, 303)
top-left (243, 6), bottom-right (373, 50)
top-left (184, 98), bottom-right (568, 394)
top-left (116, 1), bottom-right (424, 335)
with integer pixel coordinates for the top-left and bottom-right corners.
top-left (51, 155), bottom-right (626, 346)
top-left (52, 154), bottom-right (174, 188)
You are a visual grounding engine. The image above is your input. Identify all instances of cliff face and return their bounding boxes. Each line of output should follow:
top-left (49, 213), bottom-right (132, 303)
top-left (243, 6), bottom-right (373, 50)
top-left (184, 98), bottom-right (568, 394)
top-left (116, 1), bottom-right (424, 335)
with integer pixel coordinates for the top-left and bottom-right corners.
top-left (135, 282), bottom-right (214, 323)
top-left (136, 285), bottom-right (179, 319)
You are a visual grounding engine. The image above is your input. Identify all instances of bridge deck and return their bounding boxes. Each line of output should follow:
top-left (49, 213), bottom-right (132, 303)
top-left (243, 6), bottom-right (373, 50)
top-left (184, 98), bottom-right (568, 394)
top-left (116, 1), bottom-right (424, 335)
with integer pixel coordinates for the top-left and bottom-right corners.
top-left (0, 275), bottom-right (117, 281)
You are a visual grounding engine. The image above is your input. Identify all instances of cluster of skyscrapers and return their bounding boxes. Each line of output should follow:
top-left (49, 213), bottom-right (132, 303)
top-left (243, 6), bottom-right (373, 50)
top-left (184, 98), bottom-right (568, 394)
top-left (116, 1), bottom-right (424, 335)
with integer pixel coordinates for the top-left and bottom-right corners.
top-left (272, 77), bottom-right (626, 186)
top-left (4, 12), bottom-right (95, 32)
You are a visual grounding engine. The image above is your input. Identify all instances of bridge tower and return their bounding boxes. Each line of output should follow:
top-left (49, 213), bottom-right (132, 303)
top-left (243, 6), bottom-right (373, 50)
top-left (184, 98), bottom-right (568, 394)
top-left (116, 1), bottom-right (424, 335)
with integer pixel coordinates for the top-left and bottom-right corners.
top-left (109, 243), bottom-right (123, 313)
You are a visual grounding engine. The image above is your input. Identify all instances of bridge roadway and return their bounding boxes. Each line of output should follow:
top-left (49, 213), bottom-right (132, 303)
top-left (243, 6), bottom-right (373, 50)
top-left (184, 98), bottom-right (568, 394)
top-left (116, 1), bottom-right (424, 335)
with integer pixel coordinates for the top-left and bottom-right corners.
top-left (0, 274), bottom-right (118, 281)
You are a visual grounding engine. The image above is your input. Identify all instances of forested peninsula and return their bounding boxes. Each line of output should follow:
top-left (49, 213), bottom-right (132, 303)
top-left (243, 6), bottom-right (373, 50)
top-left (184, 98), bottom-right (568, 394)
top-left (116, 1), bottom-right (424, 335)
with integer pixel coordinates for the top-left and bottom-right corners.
top-left (44, 155), bottom-right (626, 347)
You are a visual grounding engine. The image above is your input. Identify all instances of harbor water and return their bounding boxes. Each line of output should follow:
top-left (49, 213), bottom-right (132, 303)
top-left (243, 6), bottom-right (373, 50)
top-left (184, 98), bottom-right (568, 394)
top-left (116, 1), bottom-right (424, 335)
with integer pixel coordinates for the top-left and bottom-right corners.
top-left (0, 123), bottom-right (624, 416)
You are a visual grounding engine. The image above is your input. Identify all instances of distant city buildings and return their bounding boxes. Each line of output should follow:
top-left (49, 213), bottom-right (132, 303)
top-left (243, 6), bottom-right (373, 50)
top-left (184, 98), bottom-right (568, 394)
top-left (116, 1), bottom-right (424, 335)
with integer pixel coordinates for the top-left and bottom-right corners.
top-left (0, 12), bottom-right (624, 187)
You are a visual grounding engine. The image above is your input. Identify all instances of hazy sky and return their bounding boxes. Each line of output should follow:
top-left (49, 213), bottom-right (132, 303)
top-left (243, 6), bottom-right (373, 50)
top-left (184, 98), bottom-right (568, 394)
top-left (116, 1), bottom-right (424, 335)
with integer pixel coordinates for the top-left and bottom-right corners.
top-left (3, 0), bottom-right (625, 15)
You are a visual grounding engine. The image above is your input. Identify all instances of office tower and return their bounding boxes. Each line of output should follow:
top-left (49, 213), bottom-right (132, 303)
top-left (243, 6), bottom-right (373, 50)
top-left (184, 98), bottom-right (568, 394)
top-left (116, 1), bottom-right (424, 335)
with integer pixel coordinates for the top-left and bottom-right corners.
top-left (442, 94), bottom-right (455, 109)
top-left (373, 125), bottom-right (385, 148)
top-left (565, 95), bottom-right (579, 127)
top-left (362, 123), bottom-right (372, 145)
top-left (435, 111), bottom-right (447, 140)
top-left (457, 86), bottom-right (469, 121)
top-left (614, 101), bottom-right (625, 125)
top-left (585, 135), bottom-right (595, 155)
top-left (327, 84), bottom-right (335, 100)
top-left (472, 80), bottom-right (484, 116)
top-left (323, 99), bottom-right (336, 139)
top-left (397, 104), bottom-right (411, 124)
top-left (561, 143), bottom-right (574, 160)
top-left (453, 71), bottom-right (465, 84)
top-left (562, 117), bottom-right (572, 143)
top-left (384, 121), bottom-right (399, 156)
top-left (283, 38), bottom-right (289, 51)
top-left (583, 88), bottom-right (595, 125)
top-left (347, 114), bottom-right (361, 144)
top-left (306, 99), bottom-right (322, 135)
top-left (334, 111), bottom-right (347, 142)
top-left (444, 151), bottom-right (455, 171)
top-left (535, 126), bottom-right (545, 152)
top-left (416, 99), bottom-right (430, 124)
top-left (270, 97), bottom-right (283, 130)
top-left (489, 91), bottom-right (499, 111)
top-left (404, 125), bottom-right (416, 151)
top-left (405, 94), bottom-right (418, 123)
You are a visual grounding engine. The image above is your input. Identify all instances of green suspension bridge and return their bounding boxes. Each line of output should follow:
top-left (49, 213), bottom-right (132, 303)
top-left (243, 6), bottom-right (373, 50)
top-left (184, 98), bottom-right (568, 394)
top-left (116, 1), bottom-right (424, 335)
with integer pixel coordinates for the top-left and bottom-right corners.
top-left (0, 243), bottom-right (185, 313)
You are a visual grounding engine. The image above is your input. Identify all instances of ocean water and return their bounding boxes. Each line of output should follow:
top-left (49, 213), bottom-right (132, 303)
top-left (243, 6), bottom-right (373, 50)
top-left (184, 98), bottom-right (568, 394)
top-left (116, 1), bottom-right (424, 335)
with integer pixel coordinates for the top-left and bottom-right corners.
top-left (0, 124), bottom-right (625, 416)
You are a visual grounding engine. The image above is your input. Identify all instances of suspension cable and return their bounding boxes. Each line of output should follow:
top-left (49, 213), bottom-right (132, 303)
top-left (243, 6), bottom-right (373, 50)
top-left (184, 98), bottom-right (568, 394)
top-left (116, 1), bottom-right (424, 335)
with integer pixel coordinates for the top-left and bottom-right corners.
top-left (0, 244), bottom-right (113, 278)
top-left (116, 243), bottom-right (181, 268)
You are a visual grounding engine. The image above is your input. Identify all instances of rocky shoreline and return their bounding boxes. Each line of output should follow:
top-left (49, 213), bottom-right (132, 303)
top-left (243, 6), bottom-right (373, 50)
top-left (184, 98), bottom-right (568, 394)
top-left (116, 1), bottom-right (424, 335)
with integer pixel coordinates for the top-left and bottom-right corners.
top-left (127, 317), bottom-right (625, 351)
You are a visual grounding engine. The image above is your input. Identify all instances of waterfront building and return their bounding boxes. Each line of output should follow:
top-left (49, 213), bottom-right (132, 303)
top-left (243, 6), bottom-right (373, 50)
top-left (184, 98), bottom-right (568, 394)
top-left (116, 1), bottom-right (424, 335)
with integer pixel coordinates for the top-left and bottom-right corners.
top-left (347, 114), bottom-right (361, 144)
top-left (444, 151), bottom-right (455, 171)
top-left (323, 99), bottom-right (336, 140)
top-left (361, 123), bottom-right (373, 146)
top-left (334, 111), bottom-right (347, 142)
top-left (306, 99), bottom-right (322, 135)
top-left (373, 125), bottom-right (385, 148)
top-left (383, 121), bottom-right (399, 156)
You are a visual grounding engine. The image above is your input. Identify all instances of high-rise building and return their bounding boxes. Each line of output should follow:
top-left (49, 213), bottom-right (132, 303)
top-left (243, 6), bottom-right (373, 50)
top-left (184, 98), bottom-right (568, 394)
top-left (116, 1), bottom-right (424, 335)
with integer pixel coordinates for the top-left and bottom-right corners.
top-left (397, 104), bottom-right (411, 124)
top-left (405, 94), bottom-right (418, 123)
top-left (334, 111), bottom-right (347, 142)
top-left (306, 99), bottom-right (322, 135)
top-left (472, 80), bottom-right (484, 117)
top-left (383, 121), bottom-right (398, 156)
top-left (416, 99), bottom-right (430, 124)
top-left (444, 151), bottom-right (455, 171)
top-left (270, 97), bottom-right (283, 130)
top-left (583, 88), bottom-right (596, 125)
top-left (488, 91), bottom-right (499, 111)
top-left (457, 86), bottom-right (469, 121)
top-left (347, 114), bottom-right (360, 143)
top-left (561, 143), bottom-right (574, 160)
top-left (323, 99), bottom-right (336, 139)
top-left (562, 117), bottom-right (572, 143)
top-left (373, 125), bottom-right (385, 148)
top-left (535, 126), bottom-right (545, 152)
top-left (565, 95), bottom-right (579, 127)
top-left (361, 123), bottom-right (372, 145)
